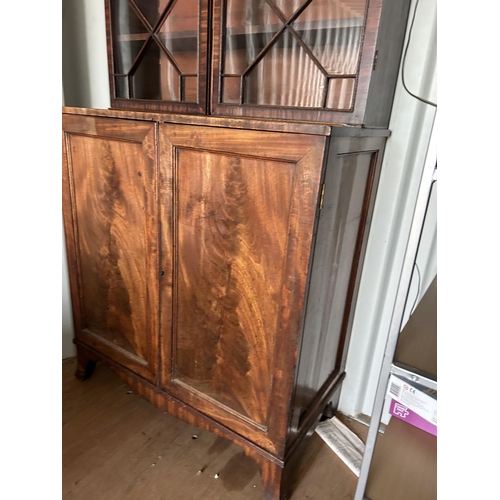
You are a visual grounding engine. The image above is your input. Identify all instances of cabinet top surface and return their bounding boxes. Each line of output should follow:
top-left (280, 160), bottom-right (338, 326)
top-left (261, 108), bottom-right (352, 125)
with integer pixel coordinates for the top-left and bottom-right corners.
top-left (62, 106), bottom-right (391, 138)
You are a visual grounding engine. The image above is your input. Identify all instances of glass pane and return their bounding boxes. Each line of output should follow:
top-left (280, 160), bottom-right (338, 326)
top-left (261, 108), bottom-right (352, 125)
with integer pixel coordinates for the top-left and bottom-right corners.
top-left (222, 76), bottom-right (241, 103)
top-left (159, 49), bottom-right (181, 101)
top-left (158, 0), bottom-right (199, 74)
top-left (112, 0), bottom-right (149, 35)
top-left (159, 0), bottom-right (198, 34)
top-left (245, 30), bottom-right (325, 107)
top-left (114, 40), bottom-right (148, 75)
top-left (273, 0), bottom-right (306, 18)
top-left (134, 0), bottom-right (164, 28)
top-left (326, 78), bottom-right (355, 110)
top-left (115, 75), bottom-right (129, 98)
top-left (131, 42), bottom-right (160, 100)
top-left (131, 41), bottom-right (179, 100)
top-left (224, 0), bottom-right (282, 74)
top-left (293, 0), bottom-right (367, 75)
top-left (183, 76), bottom-right (198, 102)
top-left (112, 0), bottom-right (149, 74)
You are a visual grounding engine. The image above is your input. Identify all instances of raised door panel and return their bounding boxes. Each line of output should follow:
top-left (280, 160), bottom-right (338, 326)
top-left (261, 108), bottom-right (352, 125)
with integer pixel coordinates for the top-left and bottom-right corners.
top-left (62, 114), bottom-right (159, 382)
top-left (175, 150), bottom-right (294, 427)
top-left (159, 124), bottom-right (326, 455)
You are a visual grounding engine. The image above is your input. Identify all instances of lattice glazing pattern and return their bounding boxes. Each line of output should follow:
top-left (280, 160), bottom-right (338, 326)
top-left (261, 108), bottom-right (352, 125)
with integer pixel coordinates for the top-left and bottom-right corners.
top-left (111, 0), bottom-right (199, 103)
top-left (222, 0), bottom-right (368, 110)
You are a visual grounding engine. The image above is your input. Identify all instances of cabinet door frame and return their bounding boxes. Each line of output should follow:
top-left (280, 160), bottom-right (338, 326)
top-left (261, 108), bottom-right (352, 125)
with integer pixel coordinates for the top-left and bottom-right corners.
top-left (158, 123), bottom-right (326, 456)
top-left (62, 114), bottom-right (160, 382)
top-left (210, 0), bottom-right (382, 124)
top-left (105, 0), bottom-right (210, 115)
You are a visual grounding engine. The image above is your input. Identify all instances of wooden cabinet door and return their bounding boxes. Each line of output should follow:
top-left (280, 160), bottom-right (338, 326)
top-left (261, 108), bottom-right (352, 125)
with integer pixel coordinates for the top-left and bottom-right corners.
top-left (159, 123), bottom-right (325, 455)
top-left (105, 0), bottom-right (209, 114)
top-left (62, 114), bottom-right (159, 382)
top-left (211, 0), bottom-right (379, 124)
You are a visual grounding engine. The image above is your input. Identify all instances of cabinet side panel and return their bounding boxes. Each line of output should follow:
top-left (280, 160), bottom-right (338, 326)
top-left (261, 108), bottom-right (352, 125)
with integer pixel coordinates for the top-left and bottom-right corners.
top-left (290, 140), bottom-right (381, 433)
top-left (174, 149), bottom-right (295, 426)
top-left (363, 0), bottom-right (411, 127)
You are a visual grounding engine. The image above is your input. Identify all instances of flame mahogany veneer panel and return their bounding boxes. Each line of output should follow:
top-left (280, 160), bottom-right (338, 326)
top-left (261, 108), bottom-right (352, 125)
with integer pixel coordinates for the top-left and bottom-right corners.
top-left (62, 115), bottom-right (159, 382)
top-left (174, 150), bottom-right (294, 426)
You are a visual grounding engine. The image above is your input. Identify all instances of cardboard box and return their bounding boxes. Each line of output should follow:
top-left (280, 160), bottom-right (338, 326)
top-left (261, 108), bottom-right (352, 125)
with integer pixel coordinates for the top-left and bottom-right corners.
top-left (387, 374), bottom-right (437, 435)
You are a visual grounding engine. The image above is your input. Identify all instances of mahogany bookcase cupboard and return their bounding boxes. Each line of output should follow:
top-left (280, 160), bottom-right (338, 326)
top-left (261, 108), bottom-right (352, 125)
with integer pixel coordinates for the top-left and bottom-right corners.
top-left (62, 1), bottom-right (410, 498)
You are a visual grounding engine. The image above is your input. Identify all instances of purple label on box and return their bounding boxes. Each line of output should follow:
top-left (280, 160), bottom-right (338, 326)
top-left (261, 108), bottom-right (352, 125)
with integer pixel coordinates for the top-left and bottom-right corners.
top-left (389, 399), bottom-right (437, 436)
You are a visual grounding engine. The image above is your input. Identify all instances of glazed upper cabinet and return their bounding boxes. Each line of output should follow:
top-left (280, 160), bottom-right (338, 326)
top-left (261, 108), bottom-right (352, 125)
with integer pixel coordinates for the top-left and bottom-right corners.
top-left (106, 0), bottom-right (410, 125)
top-left (107, 0), bottom-right (209, 113)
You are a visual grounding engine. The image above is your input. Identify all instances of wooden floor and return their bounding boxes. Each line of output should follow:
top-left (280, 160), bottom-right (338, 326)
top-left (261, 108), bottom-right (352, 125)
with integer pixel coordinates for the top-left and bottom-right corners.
top-left (62, 358), bottom-right (368, 500)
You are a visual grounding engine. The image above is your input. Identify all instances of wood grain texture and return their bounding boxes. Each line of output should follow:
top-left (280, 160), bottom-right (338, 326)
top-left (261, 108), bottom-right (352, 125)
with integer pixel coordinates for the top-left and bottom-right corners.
top-left (75, 340), bottom-right (282, 464)
top-left (75, 347), bottom-right (98, 381)
top-left (62, 108), bottom-right (391, 500)
top-left (62, 106), bottom-right (333, 135)
top-left (175, 149), bottom-right (294, 427)
top-left (159, 123), bottom-right (326, 456)
top-left (62, 115), bottom-right (159, 382)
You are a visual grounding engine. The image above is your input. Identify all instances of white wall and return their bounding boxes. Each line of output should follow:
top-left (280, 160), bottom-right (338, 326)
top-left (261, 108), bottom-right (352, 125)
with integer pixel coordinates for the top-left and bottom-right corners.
top-left (62, 0), bottom-right (109, 359)
top-left (62, 223), bottom-right (76, 358)
top-left (338, 0), bottom-right (437, 421)
top-left (61, 0), bottom-right (438, 425)
top-left (62, 0), bottom-right (110, 109)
